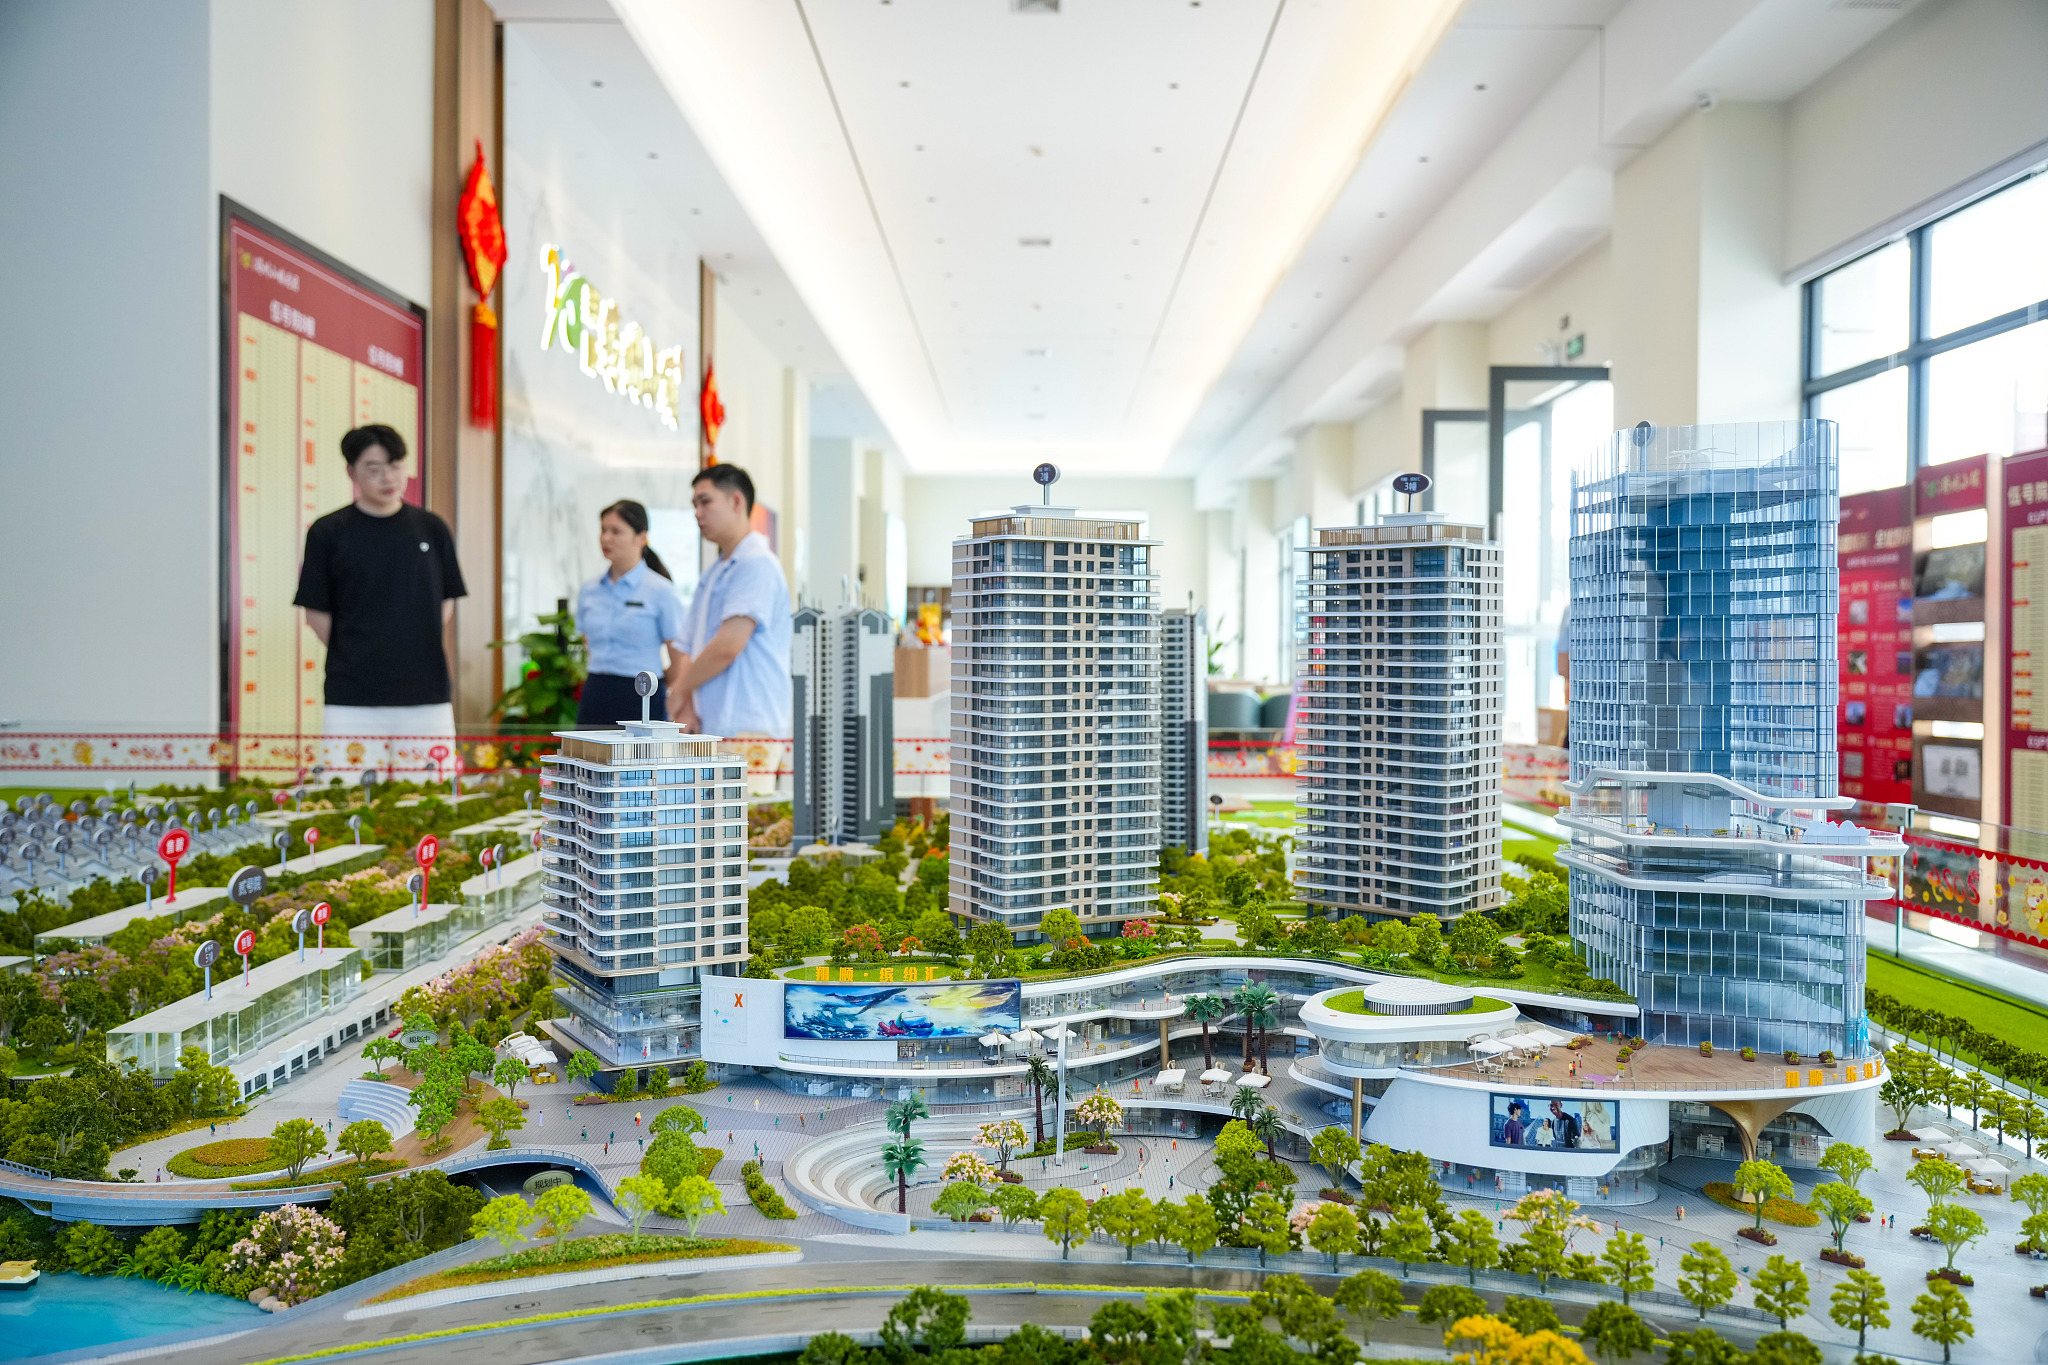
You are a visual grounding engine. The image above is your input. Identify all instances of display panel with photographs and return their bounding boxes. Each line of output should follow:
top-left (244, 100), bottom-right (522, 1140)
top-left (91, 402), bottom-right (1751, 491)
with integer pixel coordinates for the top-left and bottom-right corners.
top-left (1489, 1093), bottom-right (1618, 1153)
top-left (1914, 644), bottom-right (1984, 698)
top-left (1914, 544), bottom-right (1985, 601)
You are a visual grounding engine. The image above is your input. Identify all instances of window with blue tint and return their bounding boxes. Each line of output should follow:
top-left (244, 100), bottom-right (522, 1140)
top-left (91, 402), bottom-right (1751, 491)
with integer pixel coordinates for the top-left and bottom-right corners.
top-left (1011, 541), bottom-right (1046, 571)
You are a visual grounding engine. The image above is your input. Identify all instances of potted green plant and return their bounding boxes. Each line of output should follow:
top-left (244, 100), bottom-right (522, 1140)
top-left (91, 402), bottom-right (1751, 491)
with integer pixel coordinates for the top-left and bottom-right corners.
top-left (1783, 1049), bottom-right (1800, 1065)
top-left (1699, 1040), bottom-right (1714, 1057)
top-left (1741, 1047), bottom-right (1756, 1062)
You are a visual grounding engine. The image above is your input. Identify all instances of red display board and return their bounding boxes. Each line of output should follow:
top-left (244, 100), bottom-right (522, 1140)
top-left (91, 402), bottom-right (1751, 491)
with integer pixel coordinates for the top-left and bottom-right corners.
top-left (1838, 485), bottom-right (1915, 810)
top-left (2004, 448), bottom-right (2048, 831)
top-left (220, 203), bottom-right (426, 736)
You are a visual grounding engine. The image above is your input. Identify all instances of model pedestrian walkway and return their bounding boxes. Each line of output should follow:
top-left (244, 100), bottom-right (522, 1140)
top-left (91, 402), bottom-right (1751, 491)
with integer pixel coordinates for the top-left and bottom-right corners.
top-left (34, 843), bottom-right (387, 949)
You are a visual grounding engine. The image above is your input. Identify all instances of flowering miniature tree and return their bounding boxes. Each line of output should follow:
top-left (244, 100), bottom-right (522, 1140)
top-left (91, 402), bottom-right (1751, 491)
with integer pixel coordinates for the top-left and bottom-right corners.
top-left (942, 1151), bottom-right (999, 1186)
top-left (1120, 919), bottom-right (1157, 938)
top-left (897, 935), bottom-right (923, 957)
top-left (976, 1118), bottom-right (1027, 1172)
top-left (1503, 1188), bottom-right (1599, 1292)
top-left (224, 1204), bottom-right (346, 1305)
top-left (841, 924), bottom-right (886, 963)
top-left (1075, 1093), bottom-right (1124, 1145)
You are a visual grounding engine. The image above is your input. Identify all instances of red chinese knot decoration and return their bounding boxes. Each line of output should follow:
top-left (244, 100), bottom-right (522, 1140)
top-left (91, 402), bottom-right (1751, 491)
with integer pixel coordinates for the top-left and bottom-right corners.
top-left (457, 139), bottom-right (508, 429)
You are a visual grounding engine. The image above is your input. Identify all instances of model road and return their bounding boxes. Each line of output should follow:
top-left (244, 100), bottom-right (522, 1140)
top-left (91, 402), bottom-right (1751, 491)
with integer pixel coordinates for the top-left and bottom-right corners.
top-left (202, 1251), bottom-right (1738, 1365)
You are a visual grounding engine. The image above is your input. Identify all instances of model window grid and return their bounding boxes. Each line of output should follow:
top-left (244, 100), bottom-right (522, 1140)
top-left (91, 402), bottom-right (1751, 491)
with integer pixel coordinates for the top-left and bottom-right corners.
top-left (1292, 529), bottom-right (1505, 921)
top-left (1804, 170), bottom-right (2048, 495)
top-left (949, 524), bottom-right (1162, 937)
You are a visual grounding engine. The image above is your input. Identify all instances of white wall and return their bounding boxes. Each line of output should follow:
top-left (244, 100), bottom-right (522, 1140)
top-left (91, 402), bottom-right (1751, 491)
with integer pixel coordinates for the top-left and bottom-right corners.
top-left (1488, 239), bottom-right (1611, 370)
top-left (0, 0), bottom-right (215, 727)
top-left (1786, 0), bottom-right (2048, 276)
top-left (500, 25), bottom-right (705, 642)
top-left (211, 0), bottom-right (435, 307)
top-left (901, 476), bottom-right (1209, 614)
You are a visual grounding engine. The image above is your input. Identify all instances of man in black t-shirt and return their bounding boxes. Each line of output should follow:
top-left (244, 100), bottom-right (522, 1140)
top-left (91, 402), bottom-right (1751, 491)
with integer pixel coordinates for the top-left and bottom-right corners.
top-left (294, 425), bottom-right (468, 739)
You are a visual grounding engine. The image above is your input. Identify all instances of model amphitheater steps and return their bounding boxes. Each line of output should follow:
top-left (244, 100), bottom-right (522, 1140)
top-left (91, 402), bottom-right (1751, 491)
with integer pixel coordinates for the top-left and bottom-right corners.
top-left (785, 1117), bottom-right (997, 1229)
top-left (337, 1078), bottom-right (416, 1138)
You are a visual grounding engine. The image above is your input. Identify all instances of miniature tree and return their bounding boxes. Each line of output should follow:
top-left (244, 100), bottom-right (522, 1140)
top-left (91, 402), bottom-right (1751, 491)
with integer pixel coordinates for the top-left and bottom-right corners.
top-left (470, 1193), bottom-right (532, 1255)
top-left (881, 1137), bottom-right (926, 1214)
top-left (1169, 1193), bottom-right (1219, 1264)
top-left (1092, 1188), bottom-right (1156, 1261)
top-left (1924, 1201), bottom-right (1986, 1275)
top-left (2015, 1171), bottom-right (2048, 1252)
top-left (492, 1055), bottom-right (527, 1099)
top-left (479, 1095), bottom-right (527, 1150)
top-left (1817, 1141), bottom-right (1872, 1193)
top-left (1810, 1180), bottom-right (1873, 1256)
top-left (1306, 1202), bottom-right (1361, 1271)
top-left (1332, 1268), bottom-right (1405, 1347)
top-left (1594, 1228), bottom-right (1654, 1306)
top-left (932, 1181), bottom-right (991, 1222)
top-left (1505, 1188), bottom-right (1594, 1292)
top-left (615, 1174), bottom-right (669, 1235)
top-left (1023, 1056), bottom-right (1056, 1147)
top-left (1240, 1193), bottom-right (1292, 1268)
top-left (1501, 1296), bottom-right (1562, 1337)
top-left (1906, 1156), bottom-right (1964, 1219)
top-left (1415, 1283), bottom-right (1486, 1328)
top-left (362, 1035), bottom-right (404, 1075)
top-left (667, 1173), bottom-right (726, 1238)
top-left (1829, 1268), bottom-right (1889, 1354)
top-left (1579, 1301), bottom-right (1655, 1362)
top-left (1382, 1205), bottom-right (1434, 1278)
top-left (531, 1182), bottom-right (591, 1248)
top-left (1732, 1157), bottom-right (1793, 1236)
top-left (1750, 1255), bottom-right (1810, 1330)
top-left (1309, 1125), bottom-right (1361, 1195)
top-left (650, 1103), bottom-right (709, 1137)
top-left (941, 1151), bottom-right (998, 1186)
top-left (1677, 1241), bottom-right (1738, 1320)
top-left (336, 1119), bottom-right (392, 1168)
top-left (267, 1117), bottom-right (329, 1182)
top-left (1183, 994), bottom-right (1228, 1072)
top-left (1075, 1093), bottom-right (1124, 1145)
top-left (987, 1183), bottom-right (1040, 1228)
top-left (566, 1049), bottom-right (601, 1087)
top-left (975, 1118), bottom-right (1027, 1172)
top-left (1441, 1207), bottom-right (1502, 1286)
top-left (1039, 1186), bottom-right (1090, 1259)
top-left (222, 1205), bottom-right (346, 1305)
top-left (1911, 1279), bottom-right (1973, 1363)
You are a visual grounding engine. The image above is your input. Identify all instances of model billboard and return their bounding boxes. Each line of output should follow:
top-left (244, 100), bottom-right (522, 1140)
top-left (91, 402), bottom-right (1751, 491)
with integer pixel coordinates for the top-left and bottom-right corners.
top-left (783, 980), bottom-right (1022, 1041)
top-left (1489, 1093), bottom-right (1618, 1153)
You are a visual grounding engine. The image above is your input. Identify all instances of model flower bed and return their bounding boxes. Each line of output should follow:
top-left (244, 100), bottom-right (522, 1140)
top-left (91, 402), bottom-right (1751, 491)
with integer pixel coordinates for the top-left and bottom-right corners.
top-left (367, 1235), bottom-right (795, 1302)
top-left (1702, 1182), bottom-right (1818, 1227)
top-left (1821, 1248), bottom-right (1866, 1268)
top-left (740, 1160), bottom-right (798, 1219)
top-left (1927, 1267), bottom-right (1974, 1286)
top-left (1738, 1227), bottom-right (1778, 1246)
top-left (230, 1158), bottom-right (407, 1191)
top-left (166, 1137), bottom-right (289, 1179)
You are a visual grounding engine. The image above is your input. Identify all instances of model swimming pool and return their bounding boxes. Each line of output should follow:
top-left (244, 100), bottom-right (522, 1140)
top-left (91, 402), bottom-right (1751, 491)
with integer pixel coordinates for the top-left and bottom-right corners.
top-left (0, 1271), bottom-right (265, 1358)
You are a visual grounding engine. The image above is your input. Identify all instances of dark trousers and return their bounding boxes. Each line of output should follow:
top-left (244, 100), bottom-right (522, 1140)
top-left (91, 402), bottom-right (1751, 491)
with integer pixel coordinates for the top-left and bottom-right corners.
top-left (577, 671), bottom-right (668, 727)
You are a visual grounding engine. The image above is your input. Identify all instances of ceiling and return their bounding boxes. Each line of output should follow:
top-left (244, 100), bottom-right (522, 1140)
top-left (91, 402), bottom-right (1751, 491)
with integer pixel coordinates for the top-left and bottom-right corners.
top-left (611, 0), bottom-right (1463, 475)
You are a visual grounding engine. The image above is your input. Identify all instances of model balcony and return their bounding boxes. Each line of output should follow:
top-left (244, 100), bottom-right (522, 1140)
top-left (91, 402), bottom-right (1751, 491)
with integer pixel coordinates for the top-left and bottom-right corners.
top-left (1557, 845), bottom-right (1892, 900)
top-left (1424, 1042), bottom-right (1886, 1097)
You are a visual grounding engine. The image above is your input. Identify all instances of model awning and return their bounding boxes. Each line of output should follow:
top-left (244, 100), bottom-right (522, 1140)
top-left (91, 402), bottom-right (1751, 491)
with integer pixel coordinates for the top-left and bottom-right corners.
top-left (1232, 1072), bottom-right (1272, 1089)
top-left (1153, 1069), bottom-right (1186, 1085)
top-left (980, 1031), bottom-right (1010, 1047)
top-left (1469, 1038), bottom-right (1513, 1056)
top-left (1199, 1068), bottom-right (1233, 1083)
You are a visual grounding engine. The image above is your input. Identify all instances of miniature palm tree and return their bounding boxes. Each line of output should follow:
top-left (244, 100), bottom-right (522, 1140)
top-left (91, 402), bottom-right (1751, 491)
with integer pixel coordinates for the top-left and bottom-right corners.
top-left (881, 1136), bottom-right (927, 1213)
top-left (1183, 994), bottom-right (1228, 1071)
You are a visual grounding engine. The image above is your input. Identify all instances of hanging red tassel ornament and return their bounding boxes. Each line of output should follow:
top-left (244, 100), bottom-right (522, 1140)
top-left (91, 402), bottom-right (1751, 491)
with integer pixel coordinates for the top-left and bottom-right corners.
top-left (456, 138), bottom-right (508, 431)
top-left (470, 302), bottom-right (498, 427)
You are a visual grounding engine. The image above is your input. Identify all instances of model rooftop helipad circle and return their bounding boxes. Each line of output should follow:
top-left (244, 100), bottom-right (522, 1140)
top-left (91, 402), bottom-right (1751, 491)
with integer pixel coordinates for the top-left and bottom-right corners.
top-left (1361, 979), bottom-right (1474, 1016)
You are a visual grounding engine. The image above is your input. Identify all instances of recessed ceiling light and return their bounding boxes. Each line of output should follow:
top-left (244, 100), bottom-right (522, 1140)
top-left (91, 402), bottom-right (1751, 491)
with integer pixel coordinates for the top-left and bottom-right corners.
top-left (1019, 236), bottom-right (1052, 247)
top-left (1418, 156), bottom-right (1429, 163)
top-left (648, 152), bottom-right (658, 160)
top-left (1169, 83), bottom-right (1179, 90)
top-left (1152, 146), bottom-right (1162, 153)
top-left (1376, 212), bottom-right (1386, 219)
top-left (691, 209), bottom-right (701, 215)
top-left (1475, 83), bottom-right (1488, 92)
top-left (899, 81), bottom-right (910, 88)
top-left (915, 144), bottom-right (925, 151)
top-left (1341, 256), bottom-right (1350, 263)
top-left (591, 80), bottom-right (604, 88)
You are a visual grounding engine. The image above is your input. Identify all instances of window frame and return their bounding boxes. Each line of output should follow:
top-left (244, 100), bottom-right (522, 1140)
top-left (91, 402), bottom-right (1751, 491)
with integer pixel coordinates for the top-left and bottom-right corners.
top-left (1802, 171), bottom-right (2048, 478)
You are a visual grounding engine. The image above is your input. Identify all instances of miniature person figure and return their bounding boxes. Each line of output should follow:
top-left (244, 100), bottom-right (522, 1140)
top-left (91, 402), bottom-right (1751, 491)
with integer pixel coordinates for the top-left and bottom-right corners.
top-left (295, 425), bottom-right (467, 740)
top-left (576, 500), bottom-right (688, 727)
top-left (670, 464), bottom-right (792, 739)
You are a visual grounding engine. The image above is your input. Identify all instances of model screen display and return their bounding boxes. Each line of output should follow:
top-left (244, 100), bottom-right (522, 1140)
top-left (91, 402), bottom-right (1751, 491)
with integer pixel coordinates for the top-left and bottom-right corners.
top-left (783, 980), bottom-right (1022, 1041)
top-left (1489, 1093), bottom-right (1618, 1153)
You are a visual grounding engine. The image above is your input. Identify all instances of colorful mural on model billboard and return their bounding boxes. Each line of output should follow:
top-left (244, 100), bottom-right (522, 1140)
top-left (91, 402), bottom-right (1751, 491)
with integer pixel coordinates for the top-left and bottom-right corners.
top-left (783, 980), bottom-right (1023, 1041)
top-left (1489, 1093), bottom-right (1618, 1153)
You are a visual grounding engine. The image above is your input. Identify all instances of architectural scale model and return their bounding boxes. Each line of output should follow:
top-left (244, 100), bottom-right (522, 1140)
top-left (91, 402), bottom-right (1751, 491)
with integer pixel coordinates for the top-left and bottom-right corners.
top-left (948, 476), bottom-right (1163, 940)
top-left (1560, 419), bottom-right (1899, 1057)
top-left (1293, 511), bottom-right (1504, 921)
top-left (539, 722), bottom-right (752, 1068)
top-left (1159, 605), bottom-right (1209, 856)
top-left (791, 604), bottom-right (895, 846)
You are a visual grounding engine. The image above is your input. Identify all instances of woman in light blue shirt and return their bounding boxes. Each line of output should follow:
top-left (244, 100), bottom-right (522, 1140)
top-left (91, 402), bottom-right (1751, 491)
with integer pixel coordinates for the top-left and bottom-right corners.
top-left (575, 500), bottom-right (688, 727)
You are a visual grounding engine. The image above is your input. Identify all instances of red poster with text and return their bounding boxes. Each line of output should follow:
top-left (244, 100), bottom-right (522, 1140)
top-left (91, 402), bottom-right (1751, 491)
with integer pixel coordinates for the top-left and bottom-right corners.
top-left (2003, 449), bottom-right (2048, 831)
top-left (1838, 485), bottom-right (1915, 811)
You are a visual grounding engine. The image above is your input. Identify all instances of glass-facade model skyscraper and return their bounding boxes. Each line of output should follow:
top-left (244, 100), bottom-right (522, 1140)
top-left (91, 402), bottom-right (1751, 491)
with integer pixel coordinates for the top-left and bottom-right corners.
top-left (950, 503), bottom-right (1161, 940)
top-left (1562, 420), bottom-right (1898, 1056)
top-left (791, 605), bottom-right (895, 847)
top-left (1160, 606), bottom-right (1208, 857)
top-left (540, 721), bottom-right (751, 1071)
top-left (1294, 515), bottom-right (1504, 920)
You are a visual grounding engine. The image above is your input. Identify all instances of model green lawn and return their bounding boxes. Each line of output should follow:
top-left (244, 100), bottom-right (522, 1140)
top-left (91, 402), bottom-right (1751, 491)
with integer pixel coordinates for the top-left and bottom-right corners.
top-left (1321, 991), bottom-right (1510, 1017)
top-left (1867, 947), bottom-right (2048, 1060)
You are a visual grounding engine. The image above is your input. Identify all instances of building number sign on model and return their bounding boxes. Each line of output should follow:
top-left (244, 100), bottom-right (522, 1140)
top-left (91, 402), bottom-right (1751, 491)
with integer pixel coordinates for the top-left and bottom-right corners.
top-left (538, 244), bottom-right (687, 432)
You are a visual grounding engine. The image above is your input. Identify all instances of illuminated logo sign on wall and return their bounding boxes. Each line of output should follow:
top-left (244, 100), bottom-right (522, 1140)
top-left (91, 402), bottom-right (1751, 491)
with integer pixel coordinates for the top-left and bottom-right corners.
top-left (538, 245), bottom-right (687, 432)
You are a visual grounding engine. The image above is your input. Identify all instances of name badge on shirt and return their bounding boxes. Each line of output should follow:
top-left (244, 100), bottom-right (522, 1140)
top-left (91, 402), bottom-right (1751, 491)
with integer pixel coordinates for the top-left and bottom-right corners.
top-left (624, 601), bottom-right (644, 608)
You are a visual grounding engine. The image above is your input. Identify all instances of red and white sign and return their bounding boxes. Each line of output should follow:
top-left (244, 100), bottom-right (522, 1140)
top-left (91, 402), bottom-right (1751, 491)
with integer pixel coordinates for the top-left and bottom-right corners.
top-left (234, 929), bottom-right (257, 956)
top-left (311, 899), bottom-right (332, 953)
top-left (156, 828), bottom-right (191, 905)
top-left (415, 834), bottom-right (439, 867)
top-left (304, 827), bottom-right (320, 853)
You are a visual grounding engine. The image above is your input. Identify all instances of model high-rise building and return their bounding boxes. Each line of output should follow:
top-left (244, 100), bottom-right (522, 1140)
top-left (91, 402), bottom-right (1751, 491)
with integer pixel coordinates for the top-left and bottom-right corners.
top-left (1160, 607), bottom-right (1208, 856)
top-left (1294, 514), bottom-right (1503, 920)
top-left (539, 721), bottom-right (751, 1072)
top-left (951, 503), bottom-right (1161, 940)
top-left (1562, 420), bottom-right (1897, 1055)
top-left (792, 605), bottom-right (895, 846)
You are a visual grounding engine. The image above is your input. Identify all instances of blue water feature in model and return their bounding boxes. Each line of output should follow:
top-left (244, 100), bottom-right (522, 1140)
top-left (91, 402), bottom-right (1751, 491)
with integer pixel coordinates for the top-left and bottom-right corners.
top-left (0, 1271), bottom-right (265, 1356)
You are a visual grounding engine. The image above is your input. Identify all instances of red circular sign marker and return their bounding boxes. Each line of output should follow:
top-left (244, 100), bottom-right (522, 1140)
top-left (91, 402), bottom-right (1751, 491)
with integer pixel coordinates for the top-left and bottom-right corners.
top-left (415, 835), bottom-right (439, 867)
top-left (310, 901), bottom-right (332, 926)
top-left (234, 929), bottom-right (256, 955)
top-left (305, 827), bottom-right (320, 849)
top-left (157, 829), bottom-right (191, 904)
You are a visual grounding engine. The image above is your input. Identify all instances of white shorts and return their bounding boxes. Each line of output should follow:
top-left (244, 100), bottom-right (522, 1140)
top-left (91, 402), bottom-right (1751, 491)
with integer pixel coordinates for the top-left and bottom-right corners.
top-left (322, 703), bottom-right (457, 738)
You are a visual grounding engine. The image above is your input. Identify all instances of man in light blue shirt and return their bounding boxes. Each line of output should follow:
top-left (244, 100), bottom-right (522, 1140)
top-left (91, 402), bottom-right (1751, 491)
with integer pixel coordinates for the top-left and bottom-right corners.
top-left (674, 464), bottom-right (792, 738)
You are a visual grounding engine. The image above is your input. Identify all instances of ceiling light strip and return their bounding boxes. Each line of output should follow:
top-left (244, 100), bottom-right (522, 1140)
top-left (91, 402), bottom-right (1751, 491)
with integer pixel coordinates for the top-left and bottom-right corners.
top-left (791, 0), bottom-right (952, 423)
top-left (1121, 0), bottom-right (1288, 426)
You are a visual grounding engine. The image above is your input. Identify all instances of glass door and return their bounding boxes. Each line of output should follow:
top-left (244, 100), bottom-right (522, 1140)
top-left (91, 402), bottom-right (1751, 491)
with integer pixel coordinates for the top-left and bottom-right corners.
top-left (1489, 367), bottom-right (1613, 743)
